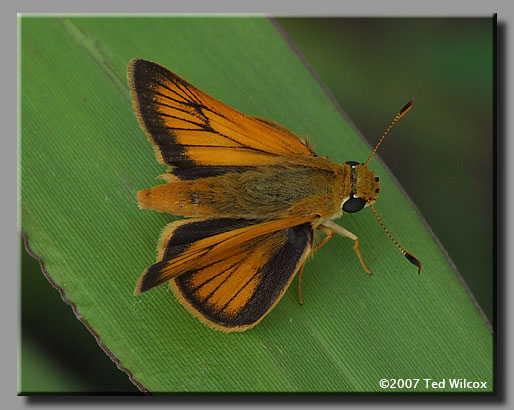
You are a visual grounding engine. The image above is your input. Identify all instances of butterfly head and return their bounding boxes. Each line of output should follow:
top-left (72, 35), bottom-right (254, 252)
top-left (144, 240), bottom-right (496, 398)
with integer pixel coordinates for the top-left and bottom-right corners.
top-left (341, 97), bottom-right (414, 214)
top-left (342, 161), bottom-right (380, 213)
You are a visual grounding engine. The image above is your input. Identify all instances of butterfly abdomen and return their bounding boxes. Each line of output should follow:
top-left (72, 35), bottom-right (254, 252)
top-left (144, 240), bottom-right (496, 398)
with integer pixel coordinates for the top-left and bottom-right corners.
top-left (137, 180), bottom-right (215, 216)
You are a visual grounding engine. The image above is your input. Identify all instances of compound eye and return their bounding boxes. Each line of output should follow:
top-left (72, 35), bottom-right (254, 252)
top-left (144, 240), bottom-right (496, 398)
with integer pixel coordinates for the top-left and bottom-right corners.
top-left (342, 196), bottom-right (366, 213)
top-left (345, 160), bottom-right (360, 167)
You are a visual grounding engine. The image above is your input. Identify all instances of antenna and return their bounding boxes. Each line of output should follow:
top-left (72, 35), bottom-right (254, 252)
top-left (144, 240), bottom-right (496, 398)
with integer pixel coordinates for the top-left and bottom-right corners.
top-left (364, 96), bottom-right (415, 167)
top-left (369, 203), bottom-right (421, 274)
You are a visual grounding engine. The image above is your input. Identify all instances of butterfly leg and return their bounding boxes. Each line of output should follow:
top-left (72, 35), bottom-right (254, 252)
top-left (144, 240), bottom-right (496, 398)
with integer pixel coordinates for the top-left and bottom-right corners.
top-left (297, 226), bottom-right (334, 304)
top-left (321, 220), bottom-right (372, 275)
top-left (313, 226), bottom-right (334, 253)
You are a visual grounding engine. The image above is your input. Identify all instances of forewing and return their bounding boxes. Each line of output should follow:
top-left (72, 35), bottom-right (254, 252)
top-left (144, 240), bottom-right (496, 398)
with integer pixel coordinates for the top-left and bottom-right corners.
top-left (128, 59), bottom-right (316, 180)
top-left (135, 217), bottom-right (315, 332)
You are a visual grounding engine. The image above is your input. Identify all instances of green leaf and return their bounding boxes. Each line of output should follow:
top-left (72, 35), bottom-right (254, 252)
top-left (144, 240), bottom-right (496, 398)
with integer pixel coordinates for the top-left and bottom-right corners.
top-left (20, 17), bottom-right (493, 393)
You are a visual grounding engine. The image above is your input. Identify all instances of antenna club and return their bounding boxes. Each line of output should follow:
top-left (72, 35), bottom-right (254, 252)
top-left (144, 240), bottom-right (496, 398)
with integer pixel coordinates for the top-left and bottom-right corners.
top-left (403, 251), bottom-right (422, 274)
top-left (399, 96), bottom-right (415, 116)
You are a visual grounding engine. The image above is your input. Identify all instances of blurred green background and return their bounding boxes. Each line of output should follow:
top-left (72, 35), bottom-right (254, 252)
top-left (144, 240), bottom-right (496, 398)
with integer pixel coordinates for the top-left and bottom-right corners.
top-left (20, 17), bottom-right (493, 392)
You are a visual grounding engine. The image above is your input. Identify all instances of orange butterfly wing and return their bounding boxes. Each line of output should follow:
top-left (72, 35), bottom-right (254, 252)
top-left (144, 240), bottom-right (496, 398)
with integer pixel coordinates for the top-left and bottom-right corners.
top-left (135, 216), bottom-right (315, 331)
top-left (128, 59), bottom-right (316, 180)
